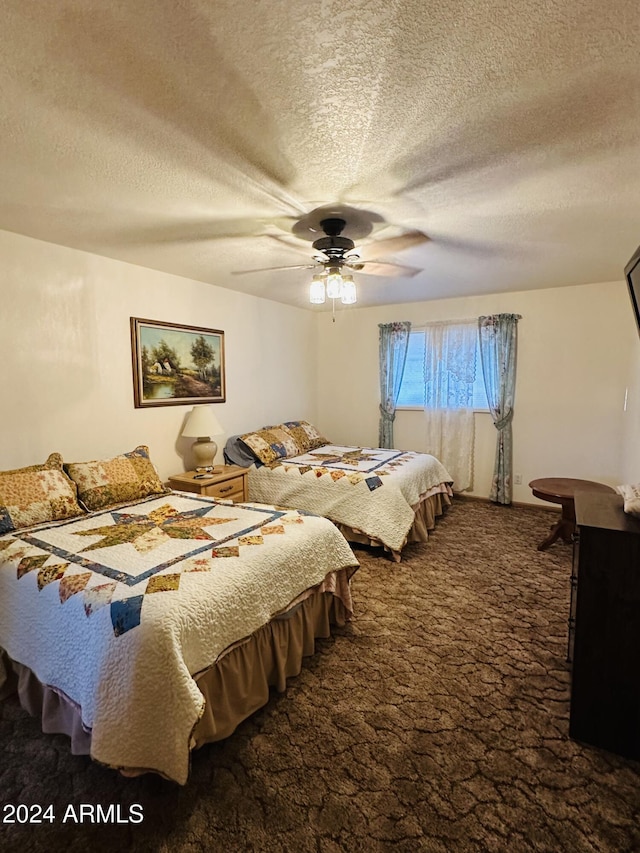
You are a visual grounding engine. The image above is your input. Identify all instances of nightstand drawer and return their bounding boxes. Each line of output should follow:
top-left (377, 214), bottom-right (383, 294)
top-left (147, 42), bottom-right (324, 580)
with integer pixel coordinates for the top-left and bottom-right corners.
top-left (168, 467), bottom-right (248, 502)
top-left (204, 476), bottom-right (245, 500)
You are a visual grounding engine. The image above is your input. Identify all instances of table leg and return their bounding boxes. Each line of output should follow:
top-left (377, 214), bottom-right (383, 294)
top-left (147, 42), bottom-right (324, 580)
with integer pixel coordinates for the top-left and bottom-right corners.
top-left (537, 501), bottom-right (576, 550)
top-left (537, 520), bottom-right (564, 551)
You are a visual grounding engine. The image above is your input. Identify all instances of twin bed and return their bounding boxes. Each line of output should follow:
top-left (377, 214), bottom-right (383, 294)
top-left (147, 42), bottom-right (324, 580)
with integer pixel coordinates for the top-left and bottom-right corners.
top-left (0, 427), bottom-right (453, 783)
top-left (226, 420), bottom-right (454, 561)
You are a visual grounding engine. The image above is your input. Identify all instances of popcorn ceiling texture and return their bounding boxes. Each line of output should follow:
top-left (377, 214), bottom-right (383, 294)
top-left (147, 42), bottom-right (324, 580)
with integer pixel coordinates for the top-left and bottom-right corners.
top-left (0, 0), bottom-right (639, 307)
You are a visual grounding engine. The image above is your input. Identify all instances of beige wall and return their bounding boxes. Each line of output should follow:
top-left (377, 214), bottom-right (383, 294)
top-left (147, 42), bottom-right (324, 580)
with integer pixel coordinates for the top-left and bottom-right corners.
top-left (621, 336), bottom-right (640, 483)
top-left (316, 281), bottom-right (638, 504)
top-left (2, 227), bottom-right (637, 499)
top-left (0, 230), bottom-right (317, 480)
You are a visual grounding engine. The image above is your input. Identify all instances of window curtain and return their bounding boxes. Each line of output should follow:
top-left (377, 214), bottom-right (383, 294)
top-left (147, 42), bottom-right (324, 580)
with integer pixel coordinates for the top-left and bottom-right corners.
top-left (478, 313), bottom-right (522, 505)
top-left (422, 321), bottom-right (477, 492)
top-left (378, 321), bottom-right (411, 448)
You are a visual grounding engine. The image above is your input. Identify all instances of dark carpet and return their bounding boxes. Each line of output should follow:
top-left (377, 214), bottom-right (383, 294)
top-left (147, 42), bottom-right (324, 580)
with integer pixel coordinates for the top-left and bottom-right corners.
top-left (1, 499), bottom-right (639, 853)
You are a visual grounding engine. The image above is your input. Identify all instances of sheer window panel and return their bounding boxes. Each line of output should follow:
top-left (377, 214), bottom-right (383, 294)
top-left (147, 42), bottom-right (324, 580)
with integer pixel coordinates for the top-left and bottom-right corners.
top-left (396, 329), bottom-right (489, 410)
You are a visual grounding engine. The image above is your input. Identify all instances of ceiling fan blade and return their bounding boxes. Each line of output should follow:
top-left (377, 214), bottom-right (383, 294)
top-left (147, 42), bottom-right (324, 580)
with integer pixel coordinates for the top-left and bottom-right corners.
top-left (232, 263), bottom-right (319, 276)
top-left (362, 231), bottom-right (431, 257)
top-left (227, 209), bottom-right (428, 279)
top-left (346, 260), bottom-right (423, 278)
top-left (109, 217), bottom-right (282, 247)
top-left (265, 233), bottom-right (319, 254)
top-left (361, 230), bottom-right (430, 258)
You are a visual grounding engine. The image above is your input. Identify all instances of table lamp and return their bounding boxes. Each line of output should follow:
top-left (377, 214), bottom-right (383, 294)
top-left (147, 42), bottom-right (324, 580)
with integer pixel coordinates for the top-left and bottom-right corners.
top-left (181, 406), bottom-right (224, 473)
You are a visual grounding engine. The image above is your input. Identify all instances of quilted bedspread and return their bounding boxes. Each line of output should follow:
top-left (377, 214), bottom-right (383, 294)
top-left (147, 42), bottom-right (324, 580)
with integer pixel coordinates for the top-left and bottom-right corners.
top-left (248, 446), bottom-right (454, 554)
top-left (0, 493), bottom-right (358, 783)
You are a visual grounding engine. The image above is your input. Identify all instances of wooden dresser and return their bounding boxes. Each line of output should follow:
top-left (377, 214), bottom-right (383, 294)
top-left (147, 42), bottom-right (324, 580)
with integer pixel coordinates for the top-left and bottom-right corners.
top-left (569, 490), bottom-right (640, 760)
top-left (167, 466), bottom-right (248, 503)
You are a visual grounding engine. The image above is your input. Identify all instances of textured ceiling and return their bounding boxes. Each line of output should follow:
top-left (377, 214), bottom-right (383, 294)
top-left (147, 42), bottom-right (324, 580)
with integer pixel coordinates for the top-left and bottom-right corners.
top-left (1, 0), bottom-right (639, 309)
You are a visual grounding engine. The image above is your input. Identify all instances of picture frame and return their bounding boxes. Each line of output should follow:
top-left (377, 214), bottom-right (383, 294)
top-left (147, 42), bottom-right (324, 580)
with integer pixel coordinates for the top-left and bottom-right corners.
top-left (130, 318), bottom-right (226, 408)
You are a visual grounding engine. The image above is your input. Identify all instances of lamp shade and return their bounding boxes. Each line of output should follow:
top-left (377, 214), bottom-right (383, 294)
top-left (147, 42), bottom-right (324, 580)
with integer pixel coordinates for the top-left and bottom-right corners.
top-left (340, 275), bottom-right (357, 304)
top-left (181, 406), bottom-right (224, 472)
top-left (181, 406), bottom-right (224, 438)
top-left (326, 270), bottom-right (342, 299)
top-left (309, 275), bottom-right (326, 304)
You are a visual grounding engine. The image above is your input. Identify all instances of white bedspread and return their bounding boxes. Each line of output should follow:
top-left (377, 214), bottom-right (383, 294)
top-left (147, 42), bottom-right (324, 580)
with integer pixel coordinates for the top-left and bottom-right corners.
top-left (0, 493), bottom-right (358, 783)
top-left (248, 445), bottom-right (453, 554)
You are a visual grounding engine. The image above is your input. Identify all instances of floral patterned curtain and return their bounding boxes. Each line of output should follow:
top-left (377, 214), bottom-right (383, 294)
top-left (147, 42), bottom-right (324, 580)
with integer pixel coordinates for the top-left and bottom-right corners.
top-left (424, 321), bottom-right (477, 408)
top-left (378, 321), bottom-right (411, 448)
top-left (478, 313), bottom-right (522, 504)
top-left (423, 321), bottom-right (477, 492)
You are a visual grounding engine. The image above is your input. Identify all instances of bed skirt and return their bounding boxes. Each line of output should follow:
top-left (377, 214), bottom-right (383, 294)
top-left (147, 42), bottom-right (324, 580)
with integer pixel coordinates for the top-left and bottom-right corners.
top-left (0, 587), bottom-right (350, 775)
top-left (335, 489), bottom-right (452, 561)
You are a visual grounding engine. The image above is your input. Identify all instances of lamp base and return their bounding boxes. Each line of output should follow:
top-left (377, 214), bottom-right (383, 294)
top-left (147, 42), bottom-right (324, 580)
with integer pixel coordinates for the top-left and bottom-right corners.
top-left (192, 438), bottom-right (218, 471)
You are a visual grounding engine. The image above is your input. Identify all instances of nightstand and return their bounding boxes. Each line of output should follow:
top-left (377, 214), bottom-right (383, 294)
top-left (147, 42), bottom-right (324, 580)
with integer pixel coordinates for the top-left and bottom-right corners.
top-left (168, 466), bottom-right (248, 503)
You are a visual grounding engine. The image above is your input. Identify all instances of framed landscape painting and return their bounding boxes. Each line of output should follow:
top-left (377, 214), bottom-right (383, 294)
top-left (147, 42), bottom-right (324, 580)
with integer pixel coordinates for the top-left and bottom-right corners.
top-left (131, 318), bottom-right (226, 407)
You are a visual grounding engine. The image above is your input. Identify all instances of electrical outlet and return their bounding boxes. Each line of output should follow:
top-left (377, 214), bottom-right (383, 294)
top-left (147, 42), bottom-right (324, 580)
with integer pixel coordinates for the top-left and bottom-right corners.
top-left (514, 473), bottom-right (522, 485)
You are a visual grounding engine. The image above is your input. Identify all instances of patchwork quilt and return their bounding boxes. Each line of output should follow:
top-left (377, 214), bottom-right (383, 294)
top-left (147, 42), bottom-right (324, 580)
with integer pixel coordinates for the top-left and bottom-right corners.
top-left (248, 446), bottom-right (454, 554)
top-left (0, 493), bottom-right (358, 783)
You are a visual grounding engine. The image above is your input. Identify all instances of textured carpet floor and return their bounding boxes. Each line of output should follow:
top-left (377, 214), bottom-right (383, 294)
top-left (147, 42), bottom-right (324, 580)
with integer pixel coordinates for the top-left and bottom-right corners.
top-left (1, 499), bottom-right (639, 853)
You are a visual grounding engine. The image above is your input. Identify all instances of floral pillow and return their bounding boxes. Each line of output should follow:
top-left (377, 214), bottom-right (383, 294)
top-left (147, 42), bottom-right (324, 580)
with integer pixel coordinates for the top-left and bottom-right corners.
top-left (65, 445), bottom-right (169, 511)
top-left (281, 420), bottom-right (330, 453)
top-left (0, 453), bottom-right (85, 534)
top-left (240, 427), bottom-right (300, 465)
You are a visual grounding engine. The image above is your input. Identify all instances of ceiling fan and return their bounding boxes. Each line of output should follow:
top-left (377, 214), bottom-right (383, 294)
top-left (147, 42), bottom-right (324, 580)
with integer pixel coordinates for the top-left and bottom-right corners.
top-left (231, 204), bottom-right (430, 281)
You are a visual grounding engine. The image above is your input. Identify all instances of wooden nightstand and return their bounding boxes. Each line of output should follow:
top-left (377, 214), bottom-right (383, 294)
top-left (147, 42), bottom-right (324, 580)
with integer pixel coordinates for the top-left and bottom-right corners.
top-left (168, 466), bottom-right (248, 503)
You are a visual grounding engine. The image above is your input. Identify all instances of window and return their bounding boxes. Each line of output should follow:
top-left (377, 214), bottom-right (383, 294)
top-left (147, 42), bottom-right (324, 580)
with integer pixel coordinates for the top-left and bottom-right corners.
top-left (396, 330), bottom-right (428, 407)
top-left (396, 326), bottom-right (489, 410)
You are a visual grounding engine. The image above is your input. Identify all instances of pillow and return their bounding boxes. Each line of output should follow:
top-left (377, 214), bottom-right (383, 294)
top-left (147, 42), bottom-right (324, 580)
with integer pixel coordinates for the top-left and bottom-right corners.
top-left (223, 435), bottom-right (260, 468)
top-left (65, 445), bottom-right (169, 511)
top-left (0, 453), bottom-right (85, 534)
top-left (616, 483), bottom-right (640, 517)
top-left (282, 420), bottom-right (330, 453)
top-left (240, 427), bottom-right (300, 465)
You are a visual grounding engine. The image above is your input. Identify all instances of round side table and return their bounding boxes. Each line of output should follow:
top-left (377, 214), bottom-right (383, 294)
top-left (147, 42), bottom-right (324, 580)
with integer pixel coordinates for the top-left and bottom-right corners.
top-left (528, 477), bottom-right (616, 550)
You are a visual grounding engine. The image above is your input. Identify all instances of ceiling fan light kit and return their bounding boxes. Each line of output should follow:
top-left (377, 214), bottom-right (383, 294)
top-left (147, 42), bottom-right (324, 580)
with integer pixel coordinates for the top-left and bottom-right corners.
top-left (306, 216), bottom-right (364, 306)
top-left (308, 269), bottom-right (358, 305)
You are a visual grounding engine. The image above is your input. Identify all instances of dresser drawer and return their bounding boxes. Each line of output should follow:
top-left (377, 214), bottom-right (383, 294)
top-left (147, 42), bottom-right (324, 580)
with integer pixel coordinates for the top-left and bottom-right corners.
top-left (204, 476), bottom-right (245, 501)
